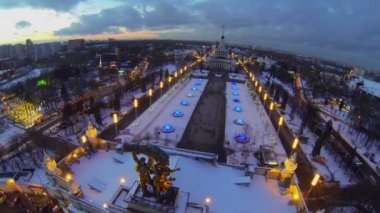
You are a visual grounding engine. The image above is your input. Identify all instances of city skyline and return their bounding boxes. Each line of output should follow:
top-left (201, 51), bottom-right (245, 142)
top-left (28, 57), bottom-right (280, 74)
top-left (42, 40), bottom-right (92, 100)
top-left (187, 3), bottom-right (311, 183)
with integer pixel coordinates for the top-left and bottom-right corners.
top-left (0, 0), bottom-right (379, 70)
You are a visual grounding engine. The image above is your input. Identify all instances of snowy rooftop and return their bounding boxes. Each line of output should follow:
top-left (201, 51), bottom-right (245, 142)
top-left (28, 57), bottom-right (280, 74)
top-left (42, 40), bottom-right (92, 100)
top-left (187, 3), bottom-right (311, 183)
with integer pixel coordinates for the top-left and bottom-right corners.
top-left (0, 120), bottom-right (24, 147)
top-left (70, 149), bottom-right (296, 212)
top-left (361, 79), bottom-right (380, 98)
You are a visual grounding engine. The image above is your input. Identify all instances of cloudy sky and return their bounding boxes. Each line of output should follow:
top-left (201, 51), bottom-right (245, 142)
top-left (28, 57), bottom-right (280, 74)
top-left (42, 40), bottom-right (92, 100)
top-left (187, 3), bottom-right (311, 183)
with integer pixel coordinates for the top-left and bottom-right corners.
top-left (0, 0), bottom-right (379, 70)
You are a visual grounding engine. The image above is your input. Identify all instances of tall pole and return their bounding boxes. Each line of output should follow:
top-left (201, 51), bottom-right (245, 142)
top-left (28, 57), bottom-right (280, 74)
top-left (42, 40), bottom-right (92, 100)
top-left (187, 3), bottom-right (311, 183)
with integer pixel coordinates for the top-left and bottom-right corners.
top-left (148, 88), bottom-right (152, 107)
top-left (113, 113), bottom-right (118, 136)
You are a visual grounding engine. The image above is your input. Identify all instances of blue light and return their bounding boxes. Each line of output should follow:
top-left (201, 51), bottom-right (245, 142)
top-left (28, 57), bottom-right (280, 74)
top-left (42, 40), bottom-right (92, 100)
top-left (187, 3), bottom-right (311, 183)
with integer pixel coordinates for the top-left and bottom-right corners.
top-left (234, 133), bottom-right (250, 143)
top-left (234, 106), bottom-right (243, 112)
top-left (172, 110), bottom-right (184, 117)
top-left (232, 86), bottom-right (238, 90)
top-left (234, 118), bottom-right (245, 125)
top-left (232, 82), bottom-right (237, 85)
top-left (191, 87), bottom-right (198, 91)
top-left (233, 98), bottom-right (240, 103)
top-left (161, 124), bottom-right (175, 133)
top-left (233, 91), bottom-right (239, 96)
top-left (180, 100), bottom-right (190, 106)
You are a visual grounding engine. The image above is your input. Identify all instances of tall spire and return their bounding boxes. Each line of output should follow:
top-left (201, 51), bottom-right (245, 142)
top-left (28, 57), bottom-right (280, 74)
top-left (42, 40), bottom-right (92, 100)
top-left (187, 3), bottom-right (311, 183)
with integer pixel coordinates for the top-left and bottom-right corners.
top-left (221, 24), bottom-right (225, 39)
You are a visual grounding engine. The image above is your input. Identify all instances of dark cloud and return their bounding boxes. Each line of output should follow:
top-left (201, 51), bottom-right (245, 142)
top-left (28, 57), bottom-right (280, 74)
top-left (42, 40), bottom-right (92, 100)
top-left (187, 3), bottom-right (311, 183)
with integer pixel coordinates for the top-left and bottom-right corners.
top-left (15, 20), bottom-right (31, 29)
top-left (0, 0), bottom-right (85, 11)
top-left (55, 0), bottom-right (380, 70)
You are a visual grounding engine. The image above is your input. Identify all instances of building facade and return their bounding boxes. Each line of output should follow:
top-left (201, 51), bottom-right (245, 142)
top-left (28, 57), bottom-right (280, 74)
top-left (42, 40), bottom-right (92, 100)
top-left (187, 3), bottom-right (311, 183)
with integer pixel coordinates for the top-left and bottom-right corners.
top-left (206, 29), bottom-right (236, 71)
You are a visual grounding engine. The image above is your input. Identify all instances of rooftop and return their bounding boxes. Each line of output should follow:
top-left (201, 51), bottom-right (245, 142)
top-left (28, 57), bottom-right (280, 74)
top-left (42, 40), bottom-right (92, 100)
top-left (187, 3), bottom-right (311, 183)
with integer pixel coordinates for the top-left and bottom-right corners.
top-left (70, 149), bottom-right (296, 212)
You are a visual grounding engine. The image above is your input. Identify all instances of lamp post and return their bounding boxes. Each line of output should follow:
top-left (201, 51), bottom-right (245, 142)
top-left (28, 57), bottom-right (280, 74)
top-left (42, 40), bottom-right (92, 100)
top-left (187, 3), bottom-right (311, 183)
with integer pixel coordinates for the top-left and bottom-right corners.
top-left (258, 86), bottom-right (262, 94)
top-left (305, 173), bottom-right (320, 200)
top-left (160, 81), bottom-right (163, 97)
top-left (277, 116), bottom-right (283, 134)
top-left (168, 76), bottom-right (172, 87)
top-left (113, 113), bottom-right (118, 136)
top-left (134, 98), bottom-right (138, 119)
top-left (290, 138), bottom-right (298, 157)
top-left (269, 102), bottom-right (274, 118)
top-left (263, 93), bottom-right (268, 102)
top-left (148, 88), bottom-right (153, 107)
top-left (255, 81), bottom-right (258, 88)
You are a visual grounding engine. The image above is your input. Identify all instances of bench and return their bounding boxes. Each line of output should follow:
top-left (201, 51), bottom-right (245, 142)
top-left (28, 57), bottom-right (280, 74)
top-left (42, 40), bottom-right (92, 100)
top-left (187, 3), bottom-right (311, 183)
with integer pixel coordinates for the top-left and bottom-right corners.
top-left (234, 176), bottom-right (251, 186)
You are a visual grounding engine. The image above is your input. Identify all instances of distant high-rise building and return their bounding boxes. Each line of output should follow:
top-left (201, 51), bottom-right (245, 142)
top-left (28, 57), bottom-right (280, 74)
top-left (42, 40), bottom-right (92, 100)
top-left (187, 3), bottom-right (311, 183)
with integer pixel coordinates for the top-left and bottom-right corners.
top-left (26, 39), bottom-right (35, 60)
top-left (68, 39), bottom-right (85, 51)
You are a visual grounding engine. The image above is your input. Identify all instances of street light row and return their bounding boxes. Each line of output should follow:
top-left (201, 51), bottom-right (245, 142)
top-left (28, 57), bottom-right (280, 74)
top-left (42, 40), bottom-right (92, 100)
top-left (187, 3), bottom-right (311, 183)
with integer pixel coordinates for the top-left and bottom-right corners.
top-left (243, 63), bottom-right (321, 198)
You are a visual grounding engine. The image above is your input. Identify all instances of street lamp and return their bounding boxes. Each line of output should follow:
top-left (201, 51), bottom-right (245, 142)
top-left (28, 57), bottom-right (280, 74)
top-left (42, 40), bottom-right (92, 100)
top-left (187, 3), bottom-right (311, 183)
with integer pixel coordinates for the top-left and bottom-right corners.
top-left (148, 88), bottom-right (153, 107)
top-left (168, 76), bottom-right (172, 87)
top-left (258, 86), bottom-right (262, 94)
top-left (113, 113), bottom-right (118, 136)
top-left (277, 116), bottom-right (283, 134)
top-left (160, 81), bottom-right (164, 97)
top-left (180, 69), bottom-right (183, 75)
top-left (254, 81), bottom-right (258, 87)
top-left (290, 138), bottom-right (298, 156)
top-left (305, 173), bottom-right (320, 199)
top-left (120, 177), bottom-right (126, 185)
top-left (204, 197), bottom-right (211, 205)
top-left (134, 98), bottom-right (138, 119)
top-left (269, 102), bottom-right (274, 117)
top-left (174, 72), bottom-right (178, 79)
top-left (263, 93), bottom-right (267, 101)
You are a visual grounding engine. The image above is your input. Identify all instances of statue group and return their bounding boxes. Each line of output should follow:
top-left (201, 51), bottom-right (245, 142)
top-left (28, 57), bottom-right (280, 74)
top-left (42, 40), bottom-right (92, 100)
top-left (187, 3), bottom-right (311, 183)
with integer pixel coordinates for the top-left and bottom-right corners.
top-left (132, 151), bottom-right (180, 199)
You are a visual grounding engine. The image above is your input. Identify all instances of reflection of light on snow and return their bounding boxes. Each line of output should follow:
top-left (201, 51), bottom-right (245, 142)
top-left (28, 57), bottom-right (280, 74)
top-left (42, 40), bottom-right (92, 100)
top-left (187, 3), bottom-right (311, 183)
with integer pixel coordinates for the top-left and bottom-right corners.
top-left (232, 91), bottom-right (239, 96)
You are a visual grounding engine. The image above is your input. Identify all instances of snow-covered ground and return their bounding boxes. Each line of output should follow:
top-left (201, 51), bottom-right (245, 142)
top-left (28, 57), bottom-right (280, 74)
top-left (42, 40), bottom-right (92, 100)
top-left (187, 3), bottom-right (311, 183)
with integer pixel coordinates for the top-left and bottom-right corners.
top-left (0, 68), bottom-right (43, 90)
top-left (225, 82), bottom-right (287, 166)
top-left (260, 72), bottom-right (294, 96)
top-left (70, 149), bottom-right (295, 212)
top-left (191, 69), bottom-right (209, 77)
top-left (229, 73), bottom-right (247, 81)
top-left (361, 79), bottom-right (380, 98)
top-left (44, 91), bottom-right (136, 145)
top-left (0, 120), bottom-right (24, 146)
top-left (283, 105), bottom-right (358, 185)
top-left (162, 64), bottom-right (177, 74)
top-left (117, 78), bottom-right (207, 147)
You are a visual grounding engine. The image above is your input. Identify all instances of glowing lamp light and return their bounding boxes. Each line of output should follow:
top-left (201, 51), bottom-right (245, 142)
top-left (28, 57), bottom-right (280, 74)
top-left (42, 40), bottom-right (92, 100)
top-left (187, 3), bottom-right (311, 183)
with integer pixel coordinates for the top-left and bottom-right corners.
top-left (264, 93), bottom-right (267, 101)
top-left (113, 113), bottom-right (118, 123)
top-left (255, 81), bottom-right (258, 87)
top-left (278, 117), bottom-right (284, 126)
top-left (6, 178), bottom-right (15, 186)
top-left (259, 86), bottom-right (262, 93)
top-left (134, 99), bottom-right (138, 108)
top-left (148, 89), bottom-right (153, 97)
top-left (205, 197), bottom-right (211, 204)
top-left (292, 138), bottom-right (299, 149)
top-left (120, 177), bottom-right (126, 185)
top-left (234, 106), bottom-right (243, 112)
top-left (103, 203), bottom-right (109, 209)
top-left (174, 72), bottom-right (178, 78)
top-left (311, 173), bottom-right (320, 186)
top-left (65, 173), bottom-right (72, 182)
top-left (169, 76), bottom-right (172, 83)
top-left (270, 102), bottom-right (274, 111)
top-left (180, 100), bottom-right (189, 106)
top-left (160, 81), bottom-right (164, 89)
top-left (81, 135), bottom-right (87, 144)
